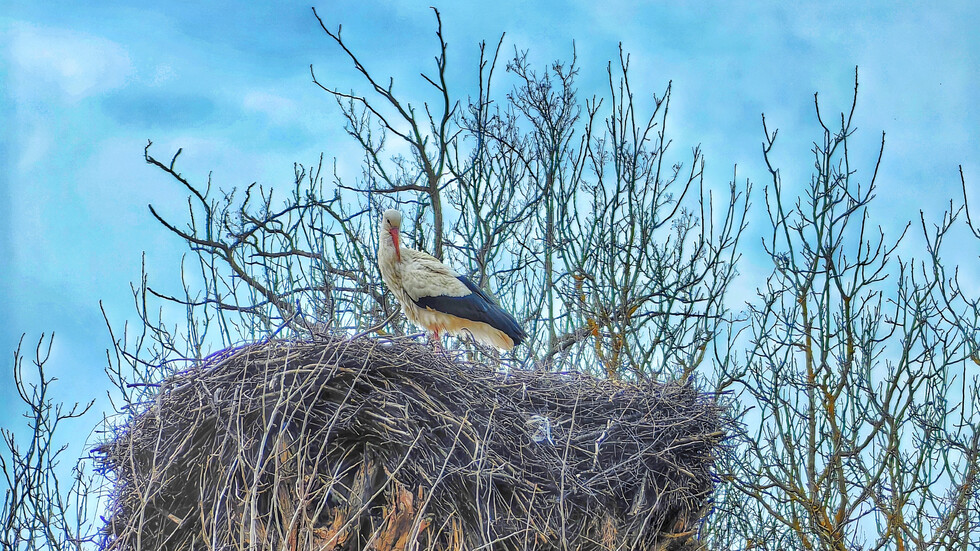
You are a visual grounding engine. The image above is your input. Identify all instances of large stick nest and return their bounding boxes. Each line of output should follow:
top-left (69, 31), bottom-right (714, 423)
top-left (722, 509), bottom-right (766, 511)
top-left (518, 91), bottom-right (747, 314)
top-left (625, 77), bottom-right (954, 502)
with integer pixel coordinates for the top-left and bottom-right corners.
top-left (96, 337), bottom-right (723, 551)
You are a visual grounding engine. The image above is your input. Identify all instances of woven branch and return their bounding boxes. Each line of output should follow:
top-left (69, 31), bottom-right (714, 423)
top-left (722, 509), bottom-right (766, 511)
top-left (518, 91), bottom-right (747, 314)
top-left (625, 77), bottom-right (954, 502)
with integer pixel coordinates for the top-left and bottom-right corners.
top-left (96, 336), bottom-right (722, 551)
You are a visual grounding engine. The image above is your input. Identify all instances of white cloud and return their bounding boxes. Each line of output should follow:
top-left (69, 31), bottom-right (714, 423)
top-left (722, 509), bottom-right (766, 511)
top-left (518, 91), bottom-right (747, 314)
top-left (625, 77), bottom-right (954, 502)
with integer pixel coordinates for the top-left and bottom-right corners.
top-left (150, 63), bottom-right (176, 86)
top-left (5, 22), bottom-right (134, 101)
top-left (242, 90), bottom-right (297, 124)
top-left (17, 124), bottom-right (51, 173)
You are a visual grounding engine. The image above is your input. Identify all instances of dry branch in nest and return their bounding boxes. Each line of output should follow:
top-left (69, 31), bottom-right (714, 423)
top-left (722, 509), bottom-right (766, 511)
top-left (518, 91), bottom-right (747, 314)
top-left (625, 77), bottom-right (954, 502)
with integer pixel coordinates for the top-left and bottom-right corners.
top-left (96, 337), bottom-right (723, 551)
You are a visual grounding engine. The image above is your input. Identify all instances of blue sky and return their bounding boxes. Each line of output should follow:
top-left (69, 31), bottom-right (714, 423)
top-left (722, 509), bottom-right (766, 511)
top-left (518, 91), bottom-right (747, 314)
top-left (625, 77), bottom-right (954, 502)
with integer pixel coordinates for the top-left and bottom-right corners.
top-left (1, 1), bottom-right (978, 445)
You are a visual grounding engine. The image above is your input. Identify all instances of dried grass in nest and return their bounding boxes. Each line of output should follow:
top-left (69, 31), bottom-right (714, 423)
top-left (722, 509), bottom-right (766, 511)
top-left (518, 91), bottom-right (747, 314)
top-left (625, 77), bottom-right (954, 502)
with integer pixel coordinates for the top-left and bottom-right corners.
top-left (96, 336), bottom-right (723, 551)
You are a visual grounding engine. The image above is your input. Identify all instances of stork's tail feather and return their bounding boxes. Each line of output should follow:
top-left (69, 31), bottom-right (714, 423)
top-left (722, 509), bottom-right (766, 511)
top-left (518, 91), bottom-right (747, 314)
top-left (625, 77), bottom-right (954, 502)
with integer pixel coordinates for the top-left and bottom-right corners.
top-left (482, 302), bottom-right (527, 347)
top-left (414, 275), bottom-right (528, 348)
top-left (454, 275), bottom-right (527, 347)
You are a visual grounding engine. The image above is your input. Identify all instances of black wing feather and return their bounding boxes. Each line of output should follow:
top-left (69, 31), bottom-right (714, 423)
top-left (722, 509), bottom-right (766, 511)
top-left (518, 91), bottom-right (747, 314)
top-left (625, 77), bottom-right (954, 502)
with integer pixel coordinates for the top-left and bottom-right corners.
top-left (414, 276), bottom-right (527, 346)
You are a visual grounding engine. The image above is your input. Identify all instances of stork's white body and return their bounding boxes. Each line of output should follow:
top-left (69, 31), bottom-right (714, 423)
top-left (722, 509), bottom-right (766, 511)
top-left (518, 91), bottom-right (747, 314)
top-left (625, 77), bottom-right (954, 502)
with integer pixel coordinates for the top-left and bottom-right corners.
top-left (377, 210), bottom-right (526, 351)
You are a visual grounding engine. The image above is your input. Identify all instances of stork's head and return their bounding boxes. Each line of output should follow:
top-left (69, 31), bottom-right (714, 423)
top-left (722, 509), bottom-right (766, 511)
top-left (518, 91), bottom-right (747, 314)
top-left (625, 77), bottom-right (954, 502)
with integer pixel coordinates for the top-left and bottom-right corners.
top-left (381, 209), bottom-right (402, 262)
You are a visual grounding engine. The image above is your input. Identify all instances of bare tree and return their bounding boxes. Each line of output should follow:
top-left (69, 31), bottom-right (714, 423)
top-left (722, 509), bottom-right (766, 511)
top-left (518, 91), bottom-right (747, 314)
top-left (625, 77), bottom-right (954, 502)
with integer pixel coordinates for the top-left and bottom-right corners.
top-left (1, 335), bottom-right (96, 551)
top-left (311, 7), bottom-right (456, 260)
top-left (121, 9), bottom-right (747, 387)
top-left (709, 70), bottom-right (980, 550)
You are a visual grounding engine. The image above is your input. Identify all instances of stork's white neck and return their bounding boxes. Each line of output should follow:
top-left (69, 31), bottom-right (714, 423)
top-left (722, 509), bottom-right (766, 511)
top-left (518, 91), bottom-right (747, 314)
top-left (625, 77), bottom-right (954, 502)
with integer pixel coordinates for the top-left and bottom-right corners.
top-left (377, 223), bottom-right (402, 287)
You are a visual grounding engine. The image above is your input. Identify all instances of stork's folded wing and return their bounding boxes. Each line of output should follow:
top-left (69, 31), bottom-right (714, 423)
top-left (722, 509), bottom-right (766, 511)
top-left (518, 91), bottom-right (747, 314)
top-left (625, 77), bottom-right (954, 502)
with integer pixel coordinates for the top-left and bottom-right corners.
top-left (414, 276), bottom-right (526, 347)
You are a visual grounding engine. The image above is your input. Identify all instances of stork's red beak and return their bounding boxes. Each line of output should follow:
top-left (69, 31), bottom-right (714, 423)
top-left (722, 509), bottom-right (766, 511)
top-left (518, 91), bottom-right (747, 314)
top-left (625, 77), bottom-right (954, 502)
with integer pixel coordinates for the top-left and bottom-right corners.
top-left (389, 227), bottom-right (401, 262)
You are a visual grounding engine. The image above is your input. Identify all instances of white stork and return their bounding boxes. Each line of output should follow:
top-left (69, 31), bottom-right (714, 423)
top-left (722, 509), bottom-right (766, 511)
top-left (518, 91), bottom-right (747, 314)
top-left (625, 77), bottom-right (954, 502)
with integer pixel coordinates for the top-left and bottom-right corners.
top-left (377, 209), bottom-right (527, 351)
